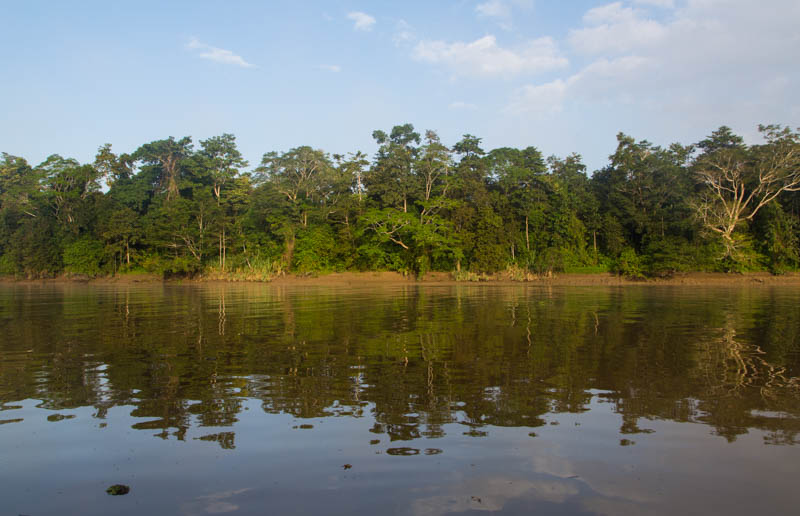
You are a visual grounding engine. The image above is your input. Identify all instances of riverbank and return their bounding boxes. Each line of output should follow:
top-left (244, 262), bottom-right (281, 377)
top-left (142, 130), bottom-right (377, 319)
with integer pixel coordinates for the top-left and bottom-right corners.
top-left (269, 271), bottom-right (800, 286)
top-left (3, 271), bottom-right (800, 286)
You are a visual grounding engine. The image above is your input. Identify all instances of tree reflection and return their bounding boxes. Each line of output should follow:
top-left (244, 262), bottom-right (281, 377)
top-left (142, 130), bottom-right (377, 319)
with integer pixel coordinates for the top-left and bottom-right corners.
top-left (0, 284), bottom-right (798, 449)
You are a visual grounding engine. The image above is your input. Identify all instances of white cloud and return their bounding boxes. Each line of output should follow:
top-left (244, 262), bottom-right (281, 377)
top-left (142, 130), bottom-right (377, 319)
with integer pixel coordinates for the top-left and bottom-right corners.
top-left (347, 11), bottom-right (376, 31)
top-left (476, 0), bottom-right (511, 19)
top-left (186, 38), bottom-right (255, 68)
top-left (506, 80), bottom-right (567, 115)
top-left (506, 55), bottom-right (656, 114)
top-left (411, 475), bottom-right (580, 516)
top-left (634, 0), bottom-right (675, 7)
top-left (413, 35), bottom-right (567, 78)
top-left (508, 0), bottom-right (800, 137)
top-left (318, 64), bottom-right (341, 73)
top-left (393, 19), bottom-right (416, 47)
top-left (569, 3), bottom-right (668, 55)
top-left (475, 0), bottom-right (534, 30)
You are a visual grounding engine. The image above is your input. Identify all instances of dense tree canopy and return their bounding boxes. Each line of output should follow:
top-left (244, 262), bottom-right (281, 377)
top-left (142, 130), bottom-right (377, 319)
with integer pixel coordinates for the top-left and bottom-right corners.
top-left (1, 124), bottom-right (799, 279)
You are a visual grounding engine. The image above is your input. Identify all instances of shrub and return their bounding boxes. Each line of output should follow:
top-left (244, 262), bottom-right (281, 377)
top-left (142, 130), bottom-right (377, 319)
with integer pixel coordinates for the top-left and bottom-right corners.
top-left (0, 254), bottom-right (16, 275)
top-left (293, 225), bottom-right (337, 273)
top-left (63, 236), bottom-right (104, 277)
top-left (643, 236), bottom-right (693, 278)
top-left (613, 248), bottom-right (645, 279)
top-left (532, 247), bottom-right (565, 275)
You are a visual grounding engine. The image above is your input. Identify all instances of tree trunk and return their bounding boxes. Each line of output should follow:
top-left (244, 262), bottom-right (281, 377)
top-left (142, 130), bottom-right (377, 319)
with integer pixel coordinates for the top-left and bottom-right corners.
top-left (525, 215), bottom-right (530, 252)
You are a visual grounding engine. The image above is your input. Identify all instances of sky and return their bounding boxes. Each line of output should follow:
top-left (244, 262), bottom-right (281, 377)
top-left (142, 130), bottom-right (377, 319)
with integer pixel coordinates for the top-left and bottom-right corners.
top-left (2, 0), bottom-right (799, 173)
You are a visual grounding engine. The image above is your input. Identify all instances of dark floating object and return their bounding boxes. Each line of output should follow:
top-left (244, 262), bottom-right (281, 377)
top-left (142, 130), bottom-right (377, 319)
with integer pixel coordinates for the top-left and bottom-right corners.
top-left (106, 484), bottom-right (130, 496)
top-left (342, 464), bottom-right (352, 470)
top-left (463, 429), bottom-right (488, 437)
top-left (386, 447), bottom-right (420, 456)
top-left (424, 448), bottom-right (443, 455)
top-left (47, 414), bottom-right (75, 422)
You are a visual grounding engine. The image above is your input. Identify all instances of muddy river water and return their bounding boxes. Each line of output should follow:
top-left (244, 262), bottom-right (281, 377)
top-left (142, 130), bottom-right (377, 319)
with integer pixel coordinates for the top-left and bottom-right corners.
top-left (1, 283), bottom-right (799, 515)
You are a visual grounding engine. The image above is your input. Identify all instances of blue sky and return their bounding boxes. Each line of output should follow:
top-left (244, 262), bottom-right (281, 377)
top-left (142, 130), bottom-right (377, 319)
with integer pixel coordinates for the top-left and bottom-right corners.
top-left (2, 0), bottom-right (799, 173)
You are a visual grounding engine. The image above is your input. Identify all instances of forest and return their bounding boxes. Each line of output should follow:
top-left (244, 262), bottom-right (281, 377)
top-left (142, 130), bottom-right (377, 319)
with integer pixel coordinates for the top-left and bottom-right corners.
top-left (1, 123), bottom-right (799, 279)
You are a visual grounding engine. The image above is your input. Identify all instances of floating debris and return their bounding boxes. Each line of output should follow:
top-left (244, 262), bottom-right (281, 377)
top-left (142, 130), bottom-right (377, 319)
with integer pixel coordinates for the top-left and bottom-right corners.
top-left (47, 414), bottom-right (75, 422)
top-left (386, 447), bottom-right (420, 456)
top-left (106, 484), bottom-right (130, 496)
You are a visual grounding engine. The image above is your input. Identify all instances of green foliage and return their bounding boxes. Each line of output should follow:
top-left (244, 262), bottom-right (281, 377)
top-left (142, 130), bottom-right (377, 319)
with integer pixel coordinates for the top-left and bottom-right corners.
top-left (1, 124), bottom-right (798, 279)
top-left (564, 263), bottom-right (610, 274)
top-left (532, 247), bottom-right (565, 275)
top-left (452, 270), bottom-right (490, 282)
top-left (710, 230), bottom-right (763, 273)
top-left (753, 203), bottom-right (799, 274)
top-left (293, 225), bottom-right (337, 273)
top-left (63, 236), bottom-right (105, 276)
top-left (505, 264), bottom-right (536, 281)
top-left (468, 207), bottom-right (508, 273)
top-left (10, 215), bottom-right (63, 277)
top-left (163, 256), bottom-right (204, 277)
top-left (613, 248), bottom-right (645, 279)
top-left (0, 253), bottom-right (16, 275)
top-left (642, 236), bottom-right (694, 278)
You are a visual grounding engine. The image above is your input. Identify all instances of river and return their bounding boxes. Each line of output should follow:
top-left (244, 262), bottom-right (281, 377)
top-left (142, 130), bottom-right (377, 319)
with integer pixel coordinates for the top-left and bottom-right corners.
top-left (1, 283), bottom-right (799, 515)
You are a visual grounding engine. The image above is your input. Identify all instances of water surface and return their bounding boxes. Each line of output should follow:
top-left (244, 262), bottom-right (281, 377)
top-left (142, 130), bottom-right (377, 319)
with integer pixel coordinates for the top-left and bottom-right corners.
top-left (1, 283), bottom-right (799, 515)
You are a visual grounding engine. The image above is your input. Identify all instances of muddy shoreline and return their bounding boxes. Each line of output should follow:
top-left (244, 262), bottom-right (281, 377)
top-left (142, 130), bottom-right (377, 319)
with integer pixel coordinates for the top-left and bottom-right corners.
top-left (2, 271), bottom-right (800, 287)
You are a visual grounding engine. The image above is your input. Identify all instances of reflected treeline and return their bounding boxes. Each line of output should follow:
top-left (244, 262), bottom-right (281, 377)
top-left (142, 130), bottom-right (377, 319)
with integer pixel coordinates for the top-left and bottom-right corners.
top-left (1, 284), bottom-right (799, 447)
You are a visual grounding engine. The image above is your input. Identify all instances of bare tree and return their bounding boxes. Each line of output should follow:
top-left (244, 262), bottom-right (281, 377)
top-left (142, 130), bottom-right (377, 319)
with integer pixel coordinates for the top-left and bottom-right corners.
top-left (694, 125), bottom-right (800, 259)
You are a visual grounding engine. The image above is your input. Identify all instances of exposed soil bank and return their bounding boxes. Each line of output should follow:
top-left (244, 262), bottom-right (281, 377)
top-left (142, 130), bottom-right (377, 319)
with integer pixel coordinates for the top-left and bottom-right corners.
top-left (3, 271), bottom-right (800, 286)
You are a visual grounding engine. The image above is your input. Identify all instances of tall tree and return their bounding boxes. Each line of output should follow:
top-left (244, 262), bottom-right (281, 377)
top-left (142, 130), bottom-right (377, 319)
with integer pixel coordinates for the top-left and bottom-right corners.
top-left (694, 125), bottom-right (800, 259)
top-left (255, 146), bottom-right (334, 265)
top-left (488, 146), bottom-right (547, 256)
top-left (134, 137), bottom-right (193, 201)
top-left (0, 153), bottom-right (39, 219)
top-left (199, 134), bottom-right (248, 271)
top-left (94, 143), bottom-right (134, 188)
top-left (37, 154), bottom-right (101, 229)
top-left (368, 124), bottom-right (421, 213)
